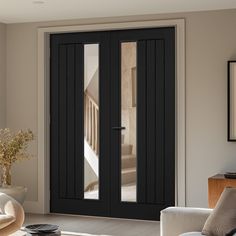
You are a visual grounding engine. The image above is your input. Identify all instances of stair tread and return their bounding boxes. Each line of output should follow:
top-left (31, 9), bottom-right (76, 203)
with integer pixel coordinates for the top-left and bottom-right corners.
top-left (122, 144), bottom-right (132, 147)
top-left (121, 144), bottom-right (133, 155)
top-left (122, 167), bottom-right (136, 174)
top-left (122, 154), bottom-right (136, 159)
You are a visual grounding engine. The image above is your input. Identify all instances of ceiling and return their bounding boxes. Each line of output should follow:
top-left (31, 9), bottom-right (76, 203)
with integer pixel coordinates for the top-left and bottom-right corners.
top-left (0, 0), bottom-right (236, 24)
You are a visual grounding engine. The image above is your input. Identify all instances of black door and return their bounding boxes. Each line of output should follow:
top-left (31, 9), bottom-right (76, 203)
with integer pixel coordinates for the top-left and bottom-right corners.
top-left (110, 28), bottom-right (175, 220)
top-left (50, 32), bottom-right (110, 216)
top-left (50, 27), bottom-right (175, 220)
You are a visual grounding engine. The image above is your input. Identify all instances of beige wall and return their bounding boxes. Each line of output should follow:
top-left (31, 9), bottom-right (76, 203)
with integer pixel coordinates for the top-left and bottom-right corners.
top-left (0, 23), bottom-right (6, 128)
top-left (5, 9), bottom-right (236, 208)
top-left (6, 23), bottom-right (38, 201)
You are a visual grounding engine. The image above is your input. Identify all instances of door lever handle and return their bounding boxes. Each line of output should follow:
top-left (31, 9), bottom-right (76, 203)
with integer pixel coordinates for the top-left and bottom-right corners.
top-left (112, 126), bottom-right (126, 130)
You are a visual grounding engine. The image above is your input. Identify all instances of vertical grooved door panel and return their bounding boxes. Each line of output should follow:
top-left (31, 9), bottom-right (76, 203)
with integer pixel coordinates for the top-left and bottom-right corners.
top-left (58, 44), bottom-right (67, 199)
top-left (155, 40), bottom-right (165, 204)
top-left (146, 40), bottom-right (157, 204)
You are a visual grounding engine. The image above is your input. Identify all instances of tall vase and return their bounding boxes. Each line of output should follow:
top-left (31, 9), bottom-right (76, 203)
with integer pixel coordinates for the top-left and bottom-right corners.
top-left (1, 165), bottom-right (11, 186)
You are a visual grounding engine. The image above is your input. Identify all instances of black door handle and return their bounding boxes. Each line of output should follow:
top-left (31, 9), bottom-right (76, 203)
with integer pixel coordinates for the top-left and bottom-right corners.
top-left (112, 126), bottom-right (126, 130)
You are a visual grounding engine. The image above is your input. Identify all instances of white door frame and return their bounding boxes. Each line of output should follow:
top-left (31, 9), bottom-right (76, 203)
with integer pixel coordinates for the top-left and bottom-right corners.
top-left (30, 19), bottom-right (185, 214)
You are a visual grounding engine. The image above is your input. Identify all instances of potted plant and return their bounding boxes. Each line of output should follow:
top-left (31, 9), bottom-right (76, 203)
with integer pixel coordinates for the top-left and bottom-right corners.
top-left (0, 128), bottom-right (34, 186)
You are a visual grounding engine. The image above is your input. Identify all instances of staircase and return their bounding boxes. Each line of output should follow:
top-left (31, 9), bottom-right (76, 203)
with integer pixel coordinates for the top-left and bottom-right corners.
top-left (84, 91), bottom-right (136, 191)
top-left (121, 143), bottom-right (136, 185)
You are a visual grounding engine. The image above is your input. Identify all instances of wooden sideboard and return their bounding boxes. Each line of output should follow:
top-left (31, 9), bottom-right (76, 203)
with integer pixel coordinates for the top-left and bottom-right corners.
top-left (208, 174), bottom-right (236, 208)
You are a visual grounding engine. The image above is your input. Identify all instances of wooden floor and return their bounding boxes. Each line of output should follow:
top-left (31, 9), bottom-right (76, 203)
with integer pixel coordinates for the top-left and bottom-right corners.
top-left (22, 213), bottom-right (160, 236)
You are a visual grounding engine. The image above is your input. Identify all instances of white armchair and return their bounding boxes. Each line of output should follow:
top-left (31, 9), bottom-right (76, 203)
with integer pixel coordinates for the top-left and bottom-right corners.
top-left (160, 207), bottom-right (212, 236)
top-left (0, 192), bottom-right (24, 235)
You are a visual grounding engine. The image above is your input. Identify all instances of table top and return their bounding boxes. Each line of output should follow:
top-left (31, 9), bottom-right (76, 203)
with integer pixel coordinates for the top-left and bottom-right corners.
top-left (209, 174), bottom-right (236, 180)
top-left (209, 174), bottom-right (225, 179)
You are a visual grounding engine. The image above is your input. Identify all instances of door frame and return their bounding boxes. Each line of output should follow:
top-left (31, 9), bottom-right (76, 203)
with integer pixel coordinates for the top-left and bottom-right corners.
top-left (24, 18), bottom-right (185, 214)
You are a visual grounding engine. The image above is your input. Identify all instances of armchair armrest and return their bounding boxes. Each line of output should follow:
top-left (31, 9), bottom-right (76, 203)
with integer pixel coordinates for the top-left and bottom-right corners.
top-left (160, 207), bottom-right (212, 236)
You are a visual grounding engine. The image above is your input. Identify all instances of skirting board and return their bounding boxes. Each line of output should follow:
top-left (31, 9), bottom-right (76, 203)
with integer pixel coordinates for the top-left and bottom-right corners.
top-left (23, 200), bottom-right (45, 214)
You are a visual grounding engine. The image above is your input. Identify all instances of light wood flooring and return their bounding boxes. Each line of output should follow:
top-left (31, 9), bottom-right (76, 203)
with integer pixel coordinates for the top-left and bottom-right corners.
top-left (18, 213), bottom-right (160, 236)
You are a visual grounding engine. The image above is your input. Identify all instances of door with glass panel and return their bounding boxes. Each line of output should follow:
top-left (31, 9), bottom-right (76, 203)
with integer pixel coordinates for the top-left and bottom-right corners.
top-left (110, 28), bottom-right (175, 220)
top-left (50, 28), bottom-right (175, 220)
top-left (50, 32), bottom-right (110, 216)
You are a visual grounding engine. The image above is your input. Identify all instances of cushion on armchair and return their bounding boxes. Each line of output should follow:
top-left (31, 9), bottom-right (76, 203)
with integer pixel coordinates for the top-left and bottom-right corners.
top-left (202, 187), bottom-right (236, 236)
top-left (0, 214), bottom-right (15, 229)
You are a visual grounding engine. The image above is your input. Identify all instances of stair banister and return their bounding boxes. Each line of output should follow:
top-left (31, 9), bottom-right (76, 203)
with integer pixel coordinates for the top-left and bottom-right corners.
top-left (84, 92), bottom-right (99, 155)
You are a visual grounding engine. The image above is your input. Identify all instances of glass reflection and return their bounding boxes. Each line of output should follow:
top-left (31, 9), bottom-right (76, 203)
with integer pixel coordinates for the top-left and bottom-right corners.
top-left (121, 42), bottom-right (137, 202)
top-left (84, 44), bottom-right (99, 200)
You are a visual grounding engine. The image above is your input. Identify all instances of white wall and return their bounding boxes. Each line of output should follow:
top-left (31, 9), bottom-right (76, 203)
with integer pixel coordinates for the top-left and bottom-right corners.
top-left (5, 9), bottom-right (236, 210)
top-left (0, 23), bottom-right (6, 128)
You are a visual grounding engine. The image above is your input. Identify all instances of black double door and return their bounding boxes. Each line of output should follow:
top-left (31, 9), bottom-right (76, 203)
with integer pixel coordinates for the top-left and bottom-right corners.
top-left (50, 27), bottom-right (175, 221)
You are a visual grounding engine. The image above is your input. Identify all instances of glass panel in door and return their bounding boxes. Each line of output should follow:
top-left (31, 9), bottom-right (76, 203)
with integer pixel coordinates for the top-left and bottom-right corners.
top-left (121, 42), bottom-right (137, 202)
top-left (84, 44), bottom-right (100, 200)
